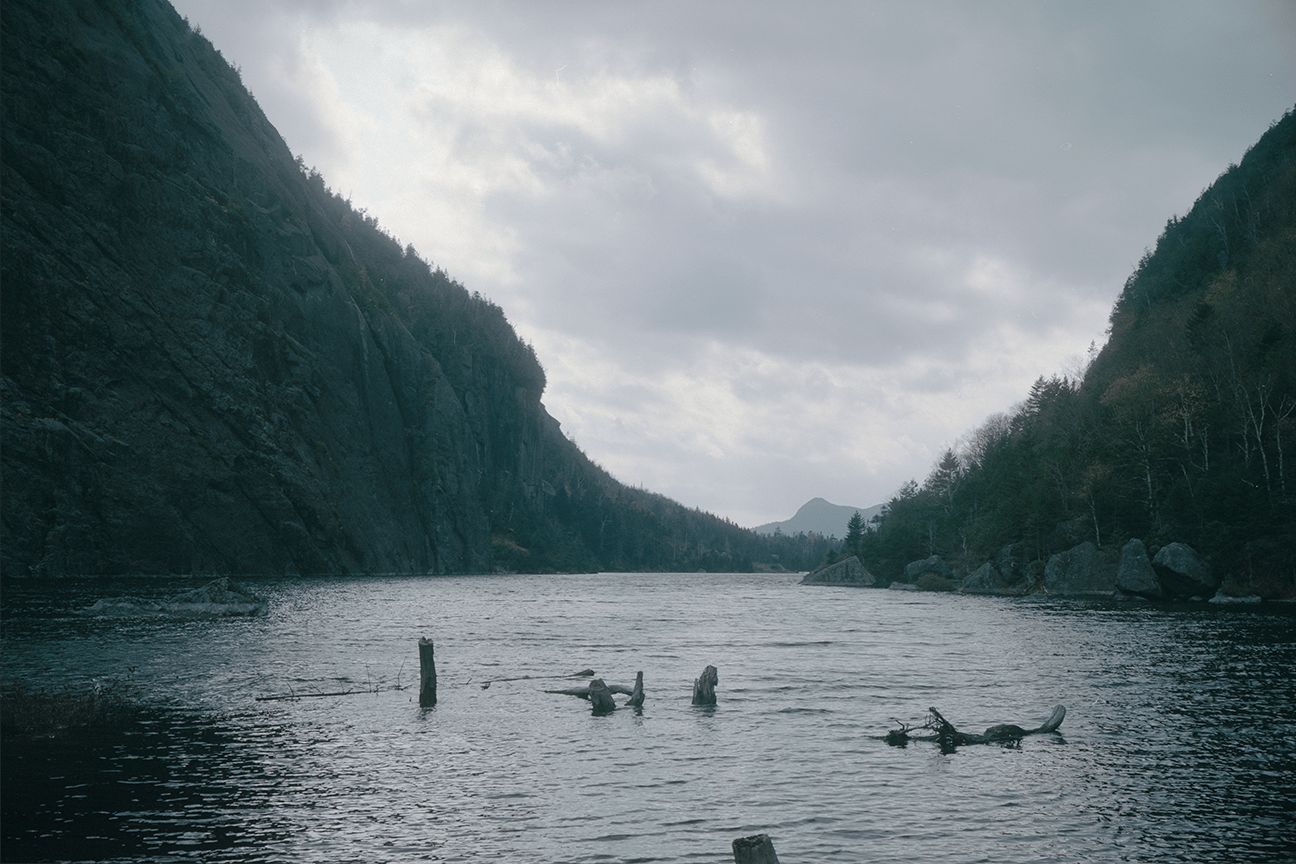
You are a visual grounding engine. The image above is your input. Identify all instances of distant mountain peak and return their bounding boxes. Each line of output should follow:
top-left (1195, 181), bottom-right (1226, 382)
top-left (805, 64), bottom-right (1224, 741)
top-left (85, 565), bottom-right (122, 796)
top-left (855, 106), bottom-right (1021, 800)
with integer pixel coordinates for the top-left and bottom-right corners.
top-left (753, 498), bottom-right (883, 538)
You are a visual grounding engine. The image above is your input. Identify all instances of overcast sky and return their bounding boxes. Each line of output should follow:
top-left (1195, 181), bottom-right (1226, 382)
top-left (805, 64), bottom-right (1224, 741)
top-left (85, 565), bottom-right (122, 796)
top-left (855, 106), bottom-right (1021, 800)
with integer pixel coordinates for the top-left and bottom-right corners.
top-left (170, 0), bottom-right (1294, 528)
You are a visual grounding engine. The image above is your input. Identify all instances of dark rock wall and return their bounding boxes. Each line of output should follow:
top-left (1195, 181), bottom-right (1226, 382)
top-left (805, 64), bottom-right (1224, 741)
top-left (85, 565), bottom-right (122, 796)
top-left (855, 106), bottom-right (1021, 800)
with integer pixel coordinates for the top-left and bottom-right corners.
top-left (0, 0), bottom-right (567, 575)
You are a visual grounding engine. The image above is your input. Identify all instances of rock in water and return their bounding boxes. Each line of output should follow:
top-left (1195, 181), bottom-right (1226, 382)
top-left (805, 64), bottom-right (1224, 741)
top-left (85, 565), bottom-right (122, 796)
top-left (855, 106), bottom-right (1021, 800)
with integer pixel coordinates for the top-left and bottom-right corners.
top-left (800, 556), bottom-right (876, 586)
top-left (85, 577), bottom-right (265, 617)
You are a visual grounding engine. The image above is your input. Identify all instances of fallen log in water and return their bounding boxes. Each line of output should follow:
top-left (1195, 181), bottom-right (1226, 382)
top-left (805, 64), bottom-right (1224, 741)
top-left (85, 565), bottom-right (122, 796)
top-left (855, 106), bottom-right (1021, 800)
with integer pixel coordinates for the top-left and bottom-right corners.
top-left (885, 705), bottom-right (1066, 747)
top-left (475, 669), bottom-right (594, 689)
top-left (543, 683), bottom-right (635, 698)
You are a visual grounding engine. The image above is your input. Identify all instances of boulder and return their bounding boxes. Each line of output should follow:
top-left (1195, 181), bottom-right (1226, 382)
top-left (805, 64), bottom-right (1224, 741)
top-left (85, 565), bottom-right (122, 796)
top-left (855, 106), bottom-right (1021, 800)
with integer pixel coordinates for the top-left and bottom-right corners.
top-left (904, 555), bottom-right (953, 584)
top-left (800, 556), bottom-right (876, 587)
top-left (888, 581), bottom-right (921, 591)
top-left (1043, 542), bottom-right (1116, 597)
top-left (960, 545), bottom-right (1038, 596)
top-left (959, 562), bottom-right (1013, 595)
top-left (995, 544), bottom-right (1034, 590)
top-left (1152, 543), bottom-right (1216, 598)
top-left (1115, 539), bottom-right (1164, 599)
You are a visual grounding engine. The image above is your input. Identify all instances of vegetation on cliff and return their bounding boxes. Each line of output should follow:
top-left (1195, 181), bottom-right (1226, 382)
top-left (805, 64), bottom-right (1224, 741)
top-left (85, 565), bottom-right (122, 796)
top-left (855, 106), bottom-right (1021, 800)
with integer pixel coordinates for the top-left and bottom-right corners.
top-left (1, 0), bottom-right (827, 576)
top-left (851, 109), bottom-right (1296, 596)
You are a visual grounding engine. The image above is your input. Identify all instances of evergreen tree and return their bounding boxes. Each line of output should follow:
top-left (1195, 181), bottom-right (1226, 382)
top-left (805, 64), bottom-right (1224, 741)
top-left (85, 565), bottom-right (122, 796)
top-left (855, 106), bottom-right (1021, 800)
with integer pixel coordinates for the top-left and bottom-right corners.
top-left (844, 511), bottom-right (864, 557)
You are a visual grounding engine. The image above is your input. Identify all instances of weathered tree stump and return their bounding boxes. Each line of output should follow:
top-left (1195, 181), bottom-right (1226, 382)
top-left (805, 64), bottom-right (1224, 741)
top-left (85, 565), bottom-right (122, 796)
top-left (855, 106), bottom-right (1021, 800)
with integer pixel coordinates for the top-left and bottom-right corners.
top-left (626, 671), bottom-right (644, 708)
top-left (588, 678), bottom-right (616, 715)
top-left (692, 665), bottom-right (718, 706)
top-left (733, 833), bottom-right (779, 863)
top-left (418, 637), bottom-right (437, 707)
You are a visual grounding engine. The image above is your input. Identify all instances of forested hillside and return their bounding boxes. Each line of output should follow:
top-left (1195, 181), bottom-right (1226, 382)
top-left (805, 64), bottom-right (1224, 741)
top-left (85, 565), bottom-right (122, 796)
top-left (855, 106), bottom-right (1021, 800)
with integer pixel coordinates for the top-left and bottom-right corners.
top-left (1, 0), bottom-right (829, 576)
top-left (853, 109), bottom-right (1296, 597)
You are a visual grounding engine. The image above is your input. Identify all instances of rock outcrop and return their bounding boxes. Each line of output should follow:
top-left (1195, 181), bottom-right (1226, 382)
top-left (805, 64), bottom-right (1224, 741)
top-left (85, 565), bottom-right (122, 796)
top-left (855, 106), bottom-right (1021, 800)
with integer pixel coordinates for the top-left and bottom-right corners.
top-left (1115, 539), bottom-right (1164, 599)
top-left (800, 556), bottom-right (876, 586)
top-left (1152, 543), bottom-right (1217, 598)
top-left (903, 555), bottom-right (953, 584)
top-left (1042, 542), bottom-right (1116, 597)
top-left (83, 577), bottom-right (266, 616)
top-left (959, 544), bottom-right (1037, 595)
top-left (1, 0), bottom-right (798, 577)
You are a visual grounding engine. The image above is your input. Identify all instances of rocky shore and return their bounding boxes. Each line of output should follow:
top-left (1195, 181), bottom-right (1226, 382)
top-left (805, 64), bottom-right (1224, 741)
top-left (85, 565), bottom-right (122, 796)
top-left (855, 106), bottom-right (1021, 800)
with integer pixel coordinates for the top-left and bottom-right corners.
top-left (802, 538), bottom-right (1272, 603)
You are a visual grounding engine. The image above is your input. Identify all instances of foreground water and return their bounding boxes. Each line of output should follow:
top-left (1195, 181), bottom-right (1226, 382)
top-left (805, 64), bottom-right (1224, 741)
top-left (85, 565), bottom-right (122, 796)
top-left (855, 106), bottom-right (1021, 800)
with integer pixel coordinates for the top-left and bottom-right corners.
top-left (2, 572), bottom-right (1294, 863)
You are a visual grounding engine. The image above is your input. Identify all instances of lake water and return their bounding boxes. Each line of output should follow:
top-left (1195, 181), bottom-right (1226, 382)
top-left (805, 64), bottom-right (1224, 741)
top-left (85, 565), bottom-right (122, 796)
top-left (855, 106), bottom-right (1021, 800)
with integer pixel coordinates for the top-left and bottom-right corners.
top-left (2, 572), bottom-right (1295, 863)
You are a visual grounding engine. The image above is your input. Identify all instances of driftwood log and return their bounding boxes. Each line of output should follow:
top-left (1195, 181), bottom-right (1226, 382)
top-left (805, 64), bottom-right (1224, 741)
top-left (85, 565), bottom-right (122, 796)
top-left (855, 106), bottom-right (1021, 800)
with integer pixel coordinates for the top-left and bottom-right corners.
top-left (885, 705), bottom-right (1066, 747)
top-left (692, 665), bottom-right (718, 706)
top-left (545, 671), bottom-right (645, 712)
top-left (544, 683), bottom-right (635, 698)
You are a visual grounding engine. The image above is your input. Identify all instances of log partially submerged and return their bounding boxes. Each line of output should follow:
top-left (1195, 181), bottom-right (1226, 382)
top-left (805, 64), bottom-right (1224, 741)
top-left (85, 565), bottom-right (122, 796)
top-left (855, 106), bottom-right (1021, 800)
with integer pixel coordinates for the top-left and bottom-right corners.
top-left (544, 683), bottom-right (635, 698)
top-left (545, 671), bottom-right (645, 712)
top-left (885, 705), bottom-right (1066, 747)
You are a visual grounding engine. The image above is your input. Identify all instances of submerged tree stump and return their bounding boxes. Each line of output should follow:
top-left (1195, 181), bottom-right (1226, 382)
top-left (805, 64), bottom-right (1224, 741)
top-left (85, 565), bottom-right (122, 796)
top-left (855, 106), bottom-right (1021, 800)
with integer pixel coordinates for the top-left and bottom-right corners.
top-left (733, 833), bottom-right (779, 863)
top-left (626, 671), bottom-right (644, 708)
top-left (588, 678), bottom-right (616, 715)
top-left (418, 637), bottom-right (437, 707)
top-left (692, 665), bottom-right (718, 706)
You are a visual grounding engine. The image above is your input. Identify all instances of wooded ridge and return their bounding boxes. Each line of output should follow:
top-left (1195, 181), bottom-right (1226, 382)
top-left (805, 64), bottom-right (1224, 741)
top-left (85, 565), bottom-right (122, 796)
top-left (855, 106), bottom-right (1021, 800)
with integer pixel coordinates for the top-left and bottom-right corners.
top-left (838, 109), bottom-right (1296, 599)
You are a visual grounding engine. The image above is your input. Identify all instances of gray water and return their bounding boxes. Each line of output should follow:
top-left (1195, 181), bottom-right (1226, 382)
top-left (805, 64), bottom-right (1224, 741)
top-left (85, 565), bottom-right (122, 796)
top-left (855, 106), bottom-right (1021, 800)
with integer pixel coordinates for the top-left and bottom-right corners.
top-left (2, 572), bottom-right (1294, 863)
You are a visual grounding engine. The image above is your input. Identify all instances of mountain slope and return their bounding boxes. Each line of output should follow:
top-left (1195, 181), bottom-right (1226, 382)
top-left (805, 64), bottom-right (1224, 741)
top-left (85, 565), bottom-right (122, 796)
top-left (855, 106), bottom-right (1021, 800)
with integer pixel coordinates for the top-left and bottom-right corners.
top-left (1, 0), bottom-right (829, 576)
top-left (855, 108), bottom-right (1296, 595)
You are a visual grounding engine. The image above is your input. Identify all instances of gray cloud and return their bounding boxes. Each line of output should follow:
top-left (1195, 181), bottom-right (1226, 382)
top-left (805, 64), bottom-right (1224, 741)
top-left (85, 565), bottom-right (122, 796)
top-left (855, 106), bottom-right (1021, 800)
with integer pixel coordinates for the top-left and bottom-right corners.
top-left (172, 0), bottom-right (1294, 526)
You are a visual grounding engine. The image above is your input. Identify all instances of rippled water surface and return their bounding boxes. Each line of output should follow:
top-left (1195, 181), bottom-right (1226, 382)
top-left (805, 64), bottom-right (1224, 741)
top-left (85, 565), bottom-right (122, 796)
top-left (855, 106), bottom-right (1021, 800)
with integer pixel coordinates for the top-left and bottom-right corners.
top-left (3, 572), bottom-right (1295, 863)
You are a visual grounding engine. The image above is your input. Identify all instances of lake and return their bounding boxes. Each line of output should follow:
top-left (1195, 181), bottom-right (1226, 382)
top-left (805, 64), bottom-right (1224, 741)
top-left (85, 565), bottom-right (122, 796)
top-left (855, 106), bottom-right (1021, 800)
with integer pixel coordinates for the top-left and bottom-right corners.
top-left (2, 572), bottom-right (1294, 863)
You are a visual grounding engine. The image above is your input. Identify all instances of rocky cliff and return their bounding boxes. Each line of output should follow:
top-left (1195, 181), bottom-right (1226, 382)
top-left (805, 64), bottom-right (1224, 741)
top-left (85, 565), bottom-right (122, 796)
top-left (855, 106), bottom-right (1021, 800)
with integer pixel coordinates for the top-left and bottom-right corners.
top-left (2, 0), bottom-right (836, 577)
top-left (2, 0), bottom-right (524, 574)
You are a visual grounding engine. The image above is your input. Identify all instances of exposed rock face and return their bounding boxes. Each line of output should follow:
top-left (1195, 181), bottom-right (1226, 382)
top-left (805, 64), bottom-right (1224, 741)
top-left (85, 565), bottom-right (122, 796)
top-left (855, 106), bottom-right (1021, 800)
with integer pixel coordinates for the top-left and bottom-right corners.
top-left (1, 0), bottom-right (777, 577)
top-left (1153, 543), bottom-right (1216, 598)
top-left (800, 556), bottom-right (876, 587)
top-left (1043, 542), bottom-right (1116, 597)
top-left (904, 555), bottom-right (953, 584)
top-left (1116, 539), bottom-right (1164, 599)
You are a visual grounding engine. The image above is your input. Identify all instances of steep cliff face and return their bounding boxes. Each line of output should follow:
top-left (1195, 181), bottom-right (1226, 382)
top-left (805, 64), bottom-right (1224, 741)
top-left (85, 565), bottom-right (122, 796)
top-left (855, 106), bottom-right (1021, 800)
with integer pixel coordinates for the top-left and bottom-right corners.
top-left (1, 0), bottom-right (827, 577)
top-left (2, 0), bottom-right (834, 577)
top-left (1, 0), bottom-right (554, 575)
